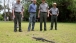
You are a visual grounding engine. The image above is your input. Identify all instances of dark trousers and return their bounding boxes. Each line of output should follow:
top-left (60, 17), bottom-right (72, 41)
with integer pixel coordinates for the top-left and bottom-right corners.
top-left (28, 13), bottom-right (36, 31)
top-left (51, 15), bottom-right (57, 30)
top-left (14, 12), bottom-right (22, 31)
top-left (40, 12), bottom-right (47, 31)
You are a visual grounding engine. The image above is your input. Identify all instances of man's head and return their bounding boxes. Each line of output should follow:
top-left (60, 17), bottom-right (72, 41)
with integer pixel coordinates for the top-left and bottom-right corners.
top-left (31, 0), bottom-right (33, 3)
top-left (42, 0), bottom-right (46, 3)
top-left (52, 3), bottom-right (57, 8)
top-left (16, 0), bottom-right (20, 4)
top-left (32, 0), bottom-right (37, 4)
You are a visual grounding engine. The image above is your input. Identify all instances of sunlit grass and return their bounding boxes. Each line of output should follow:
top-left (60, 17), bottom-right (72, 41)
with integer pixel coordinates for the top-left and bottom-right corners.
top-left (0, 21), bottom-right (76, 43)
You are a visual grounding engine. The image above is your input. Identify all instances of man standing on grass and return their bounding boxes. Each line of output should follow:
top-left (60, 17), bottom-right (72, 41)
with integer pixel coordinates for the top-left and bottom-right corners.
top-left (38, 0), bottom-right (49, 31)
top-left (28, 0), bottom-right (37, 31)
top-left (49, 3), bottom-right (59, 30)
top-left (12, 0), bottom-right (24, 32)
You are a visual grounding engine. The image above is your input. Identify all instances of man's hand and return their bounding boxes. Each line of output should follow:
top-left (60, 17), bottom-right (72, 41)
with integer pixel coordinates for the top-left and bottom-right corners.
top-left (38, 15), bottom-right (40, 18)
top-left (13, 15), bottom-right (15, 20)
top-left (12, 9), bottom-right (15, 20)
top-left (50, 13), bottom-right (52, 16)
top-left (20, 12), bottom-right (24, 18)
top-left (22, 15), bottom-right (24, 18)
top-left (47, 14), bottom-right (49, 17)
top-left (57, 14), bottom-right (59, 16)
top-left (48, 10), bottom-right (49, 17)
top-left (38, 10), bottom-right (40, 18)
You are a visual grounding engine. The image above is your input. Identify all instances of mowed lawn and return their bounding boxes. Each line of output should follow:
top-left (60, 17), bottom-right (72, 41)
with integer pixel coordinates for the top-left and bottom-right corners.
top-left (0, 21), bottom-right (76, 43)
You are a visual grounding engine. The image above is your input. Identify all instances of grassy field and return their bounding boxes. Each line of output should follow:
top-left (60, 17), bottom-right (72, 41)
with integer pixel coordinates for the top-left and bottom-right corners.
top-left (0, 21), bottom-right (76, 43)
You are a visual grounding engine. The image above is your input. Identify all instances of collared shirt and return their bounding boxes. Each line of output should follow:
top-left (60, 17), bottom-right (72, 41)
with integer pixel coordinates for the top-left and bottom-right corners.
top-left (12, 3), bottom-right (23, 12)
top-left (50, 7), bottom-right (59, 15)
top-left (39, 3), bottom-right (49, 12)
top-left (28, 3), bottom-right (37, 13)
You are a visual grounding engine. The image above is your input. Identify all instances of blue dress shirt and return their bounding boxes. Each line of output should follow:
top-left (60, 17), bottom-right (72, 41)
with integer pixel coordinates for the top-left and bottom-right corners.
top-left (28, 3), bottom-right (37, 13)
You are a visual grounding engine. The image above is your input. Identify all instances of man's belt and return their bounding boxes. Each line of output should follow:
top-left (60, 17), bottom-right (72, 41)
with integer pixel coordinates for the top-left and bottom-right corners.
top-left (41, 12), bottom-right (47, 13)
top-left (30, 12), bottom-right (36, 13)
top-left (52, 15), bottom-right (57, 16)
top-left (14, 12), bottom-right (21, 13)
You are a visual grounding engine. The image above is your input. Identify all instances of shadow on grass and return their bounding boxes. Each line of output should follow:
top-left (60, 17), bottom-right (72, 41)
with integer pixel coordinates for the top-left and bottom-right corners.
top-left (32, 37), bottom-right (55, 43)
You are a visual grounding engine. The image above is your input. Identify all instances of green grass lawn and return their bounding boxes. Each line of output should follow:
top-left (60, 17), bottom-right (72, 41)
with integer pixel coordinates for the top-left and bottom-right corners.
top-left (0, 21), bottom-right (76, 43)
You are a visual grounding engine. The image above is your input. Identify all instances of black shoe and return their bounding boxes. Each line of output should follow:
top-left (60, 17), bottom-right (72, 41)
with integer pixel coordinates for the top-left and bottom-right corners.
top-left (44, 29), bottom-right (46, 31)
top-left (50, 28), bottom-right (53, 30)
top-left (55, 28), bottom-right (57, 30)
top-left (50, 27), bottom-right (53, 30)
top-left (40, 30), bottom-right (42, 31)
top-left (55, 29), bottom-right (57, 30)
top-left (14, 30), bottom-right (17, 32)
top-left (19, 30), bottom-right (22, 32)
top-left (31, 29), bottom-right (34, 31)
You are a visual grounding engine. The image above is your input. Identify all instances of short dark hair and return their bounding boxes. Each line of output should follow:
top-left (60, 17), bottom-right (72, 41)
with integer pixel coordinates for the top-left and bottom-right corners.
top-left (42, 0), bottom-right (45, 1)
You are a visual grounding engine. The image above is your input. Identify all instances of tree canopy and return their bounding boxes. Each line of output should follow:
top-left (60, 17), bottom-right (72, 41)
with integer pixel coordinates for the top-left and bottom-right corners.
top-left (0, 5), bottom-right (3, 10)
top-left (21, 0), bottom-right (76, 22)
top-left (1, 0), bottom-right (76, 22)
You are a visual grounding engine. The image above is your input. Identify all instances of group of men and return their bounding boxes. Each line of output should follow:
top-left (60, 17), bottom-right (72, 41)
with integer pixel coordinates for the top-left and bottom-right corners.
top-left (12, 0), bottom-right (59, 32)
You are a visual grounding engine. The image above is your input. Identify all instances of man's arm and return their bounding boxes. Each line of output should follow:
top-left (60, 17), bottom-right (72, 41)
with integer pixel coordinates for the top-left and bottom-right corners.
top-left (38, 9), bottom-right (40, 18)
top-left (57, 8), bottom-right (59, 16)
top-left (47, 4), bottom-right (49, 17)
top-left (21, 8), bottom-right (24, 18)
top-left (49, 11), bottom-right (52, 15)
top-left (12, 4), bottom-right (15, 19)
top-left (38, 5), bottom-right (40, 18)
top-left (12, 9), bottom-right (15, 19)
top-left (47, 10), bottom-right (49, 17)
top-left (49, 8), bottom-right (52, 15)
top-left (21, 5), bottom-right (25, 18)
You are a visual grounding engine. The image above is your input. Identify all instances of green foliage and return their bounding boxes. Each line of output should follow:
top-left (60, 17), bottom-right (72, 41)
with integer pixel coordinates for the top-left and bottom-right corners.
top-left (0, 14), bottom-right (3, 21)
top-left (21, 0), bottom-right (31, 21)
top-left (22, 0), bottom-right (76, 22)
top-left (0, 5), bottom-right (3, 10)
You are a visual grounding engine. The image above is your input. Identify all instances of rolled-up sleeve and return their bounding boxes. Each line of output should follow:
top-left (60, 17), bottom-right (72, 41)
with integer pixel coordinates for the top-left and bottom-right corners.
top-left (12, 4), bottom-right (15, 10)
top-left (50, 8), bottom-right (52, 12)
